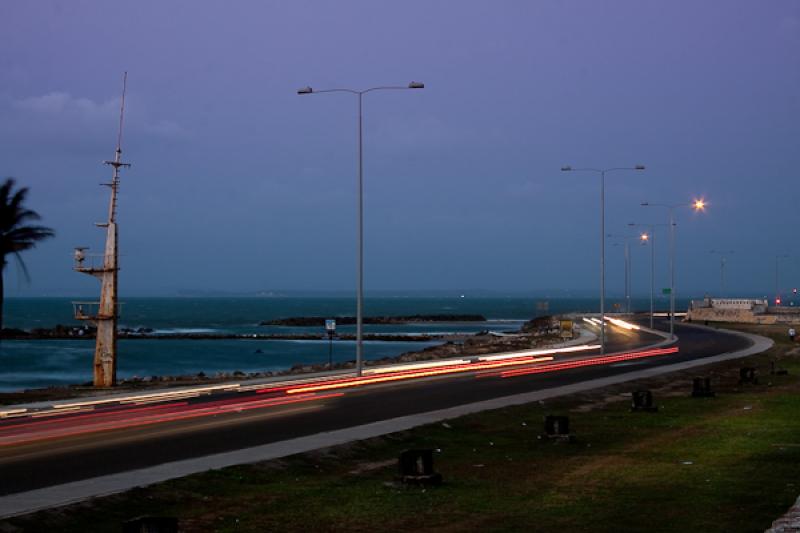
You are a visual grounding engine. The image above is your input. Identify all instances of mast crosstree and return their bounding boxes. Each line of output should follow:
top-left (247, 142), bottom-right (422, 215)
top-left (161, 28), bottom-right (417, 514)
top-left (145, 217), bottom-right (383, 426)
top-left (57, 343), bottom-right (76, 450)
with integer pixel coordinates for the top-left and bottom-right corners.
top-left (73, 72), bottom-right (131, 387)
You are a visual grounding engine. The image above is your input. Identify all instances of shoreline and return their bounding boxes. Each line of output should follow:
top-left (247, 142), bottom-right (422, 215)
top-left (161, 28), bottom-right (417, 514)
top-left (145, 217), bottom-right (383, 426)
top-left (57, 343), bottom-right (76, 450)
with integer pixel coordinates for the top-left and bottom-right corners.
top-left (0, 316), bottom-right (562, 404)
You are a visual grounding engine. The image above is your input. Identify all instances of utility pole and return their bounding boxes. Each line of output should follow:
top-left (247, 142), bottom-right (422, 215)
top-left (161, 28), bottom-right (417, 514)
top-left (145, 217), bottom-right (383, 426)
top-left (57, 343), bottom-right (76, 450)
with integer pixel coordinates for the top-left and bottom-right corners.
top-left (73, 73), bottom-right (131, 387)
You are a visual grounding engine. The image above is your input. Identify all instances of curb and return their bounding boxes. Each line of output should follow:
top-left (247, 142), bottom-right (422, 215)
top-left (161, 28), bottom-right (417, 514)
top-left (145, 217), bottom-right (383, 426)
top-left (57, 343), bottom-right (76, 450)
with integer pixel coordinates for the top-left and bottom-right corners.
top-left (767, 495), bottom-right (800, 532)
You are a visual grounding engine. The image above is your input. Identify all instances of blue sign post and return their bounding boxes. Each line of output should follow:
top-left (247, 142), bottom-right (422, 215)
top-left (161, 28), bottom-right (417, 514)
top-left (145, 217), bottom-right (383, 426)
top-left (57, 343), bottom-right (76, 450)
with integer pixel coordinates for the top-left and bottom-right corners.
top-left (325, 319), bottom-right (336, 370)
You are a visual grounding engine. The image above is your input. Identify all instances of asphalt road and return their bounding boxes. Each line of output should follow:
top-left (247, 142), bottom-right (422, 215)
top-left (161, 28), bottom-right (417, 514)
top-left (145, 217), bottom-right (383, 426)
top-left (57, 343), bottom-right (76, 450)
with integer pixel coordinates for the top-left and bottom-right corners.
top-left (0, 321), bottom-right (750, 495)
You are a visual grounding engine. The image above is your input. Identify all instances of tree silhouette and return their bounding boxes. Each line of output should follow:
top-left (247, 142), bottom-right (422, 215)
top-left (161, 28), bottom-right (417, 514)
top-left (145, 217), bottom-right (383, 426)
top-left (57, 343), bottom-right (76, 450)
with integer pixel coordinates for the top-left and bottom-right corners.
top-left (0, 178), bottom-right (55, 335)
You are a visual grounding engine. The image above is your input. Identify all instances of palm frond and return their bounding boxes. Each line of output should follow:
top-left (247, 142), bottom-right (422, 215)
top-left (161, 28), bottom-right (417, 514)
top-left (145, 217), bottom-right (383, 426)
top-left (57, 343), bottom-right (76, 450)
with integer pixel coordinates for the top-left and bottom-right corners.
top-left (12, 251), bottom-right (31, 284)
top-left (0, 178), bottom-right (55, 275)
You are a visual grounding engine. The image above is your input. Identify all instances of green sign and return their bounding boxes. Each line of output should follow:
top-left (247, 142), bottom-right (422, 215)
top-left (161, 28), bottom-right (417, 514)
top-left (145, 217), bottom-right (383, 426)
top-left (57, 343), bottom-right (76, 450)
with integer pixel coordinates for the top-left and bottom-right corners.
top-left (662, 288), bottom-right (672, 295)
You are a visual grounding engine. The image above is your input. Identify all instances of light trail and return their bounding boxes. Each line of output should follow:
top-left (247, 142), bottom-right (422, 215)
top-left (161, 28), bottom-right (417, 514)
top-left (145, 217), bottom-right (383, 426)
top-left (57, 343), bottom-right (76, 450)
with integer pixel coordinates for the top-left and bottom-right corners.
top-left (0, 393), bottom-right (343, 448)
top-left (283, 356), bottom-right (557, 395)
top-left (30, 406), bottom-right (92, 418)
top-left (0, 409), bottom-right (28, 419)
top-left (0, 402), bottom-right (186, 434)
top-left (498, 347), bottom-right (679, 379)
top-left (363, 359), bottom-right (473, 374)
top-left (0, 329), bottom-right (674, 449)
top-left (255, 355), bottom-right (545, 395)
top-left (15, 343), bottom-right (600, 419)
top-left (363, 344), bottom-right (598, 374)
top-left (478, 344), bottom-right (599, 362)
top-left (53, 383), bottom-right (243, 409)
top-left (605, 317), bottom-right (641, 330)
top-left (0, 327), bottom-right (657, 448)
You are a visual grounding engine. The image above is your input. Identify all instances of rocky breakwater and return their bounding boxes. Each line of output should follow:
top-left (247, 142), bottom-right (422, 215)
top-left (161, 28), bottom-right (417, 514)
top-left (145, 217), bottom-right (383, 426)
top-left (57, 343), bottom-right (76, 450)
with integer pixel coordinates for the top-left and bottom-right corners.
top-left (0, 326), bottom-right (444, 342)
top-left (117, 316), bottom-right (560, 385)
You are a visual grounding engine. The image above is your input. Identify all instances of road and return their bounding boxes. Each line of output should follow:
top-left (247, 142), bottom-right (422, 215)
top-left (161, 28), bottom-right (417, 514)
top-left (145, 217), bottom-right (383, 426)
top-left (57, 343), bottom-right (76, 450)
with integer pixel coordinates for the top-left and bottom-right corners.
top-left (0, 320), bottom-right (749, 496)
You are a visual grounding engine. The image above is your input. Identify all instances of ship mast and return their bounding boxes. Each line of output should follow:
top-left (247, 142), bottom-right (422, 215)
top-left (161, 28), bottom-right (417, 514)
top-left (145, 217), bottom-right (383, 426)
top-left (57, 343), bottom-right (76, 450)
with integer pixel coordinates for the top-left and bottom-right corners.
top-left (73, 72), bottom-right (131, 387)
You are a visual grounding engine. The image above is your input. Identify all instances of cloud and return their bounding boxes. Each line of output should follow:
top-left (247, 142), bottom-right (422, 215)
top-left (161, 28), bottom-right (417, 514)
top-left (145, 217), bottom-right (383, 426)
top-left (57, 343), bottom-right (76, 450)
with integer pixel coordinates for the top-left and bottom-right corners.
top-left (8, 91), bottom-right (188, 141)
top-left (13, 92), bottom-right (118, 120)
top-left (142, 119), bottom-right (190, 140)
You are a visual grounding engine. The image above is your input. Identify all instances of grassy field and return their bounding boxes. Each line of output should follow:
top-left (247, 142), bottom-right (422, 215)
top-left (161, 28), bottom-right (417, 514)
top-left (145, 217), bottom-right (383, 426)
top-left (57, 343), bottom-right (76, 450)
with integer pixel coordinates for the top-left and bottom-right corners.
top-left (3, 324), bottom-right (800, 532)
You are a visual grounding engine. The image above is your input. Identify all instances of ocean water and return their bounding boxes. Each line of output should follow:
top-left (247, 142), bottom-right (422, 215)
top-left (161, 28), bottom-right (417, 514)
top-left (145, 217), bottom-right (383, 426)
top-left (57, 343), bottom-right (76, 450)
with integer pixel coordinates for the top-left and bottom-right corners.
top-left (0, 296), bottom-right (684, 392)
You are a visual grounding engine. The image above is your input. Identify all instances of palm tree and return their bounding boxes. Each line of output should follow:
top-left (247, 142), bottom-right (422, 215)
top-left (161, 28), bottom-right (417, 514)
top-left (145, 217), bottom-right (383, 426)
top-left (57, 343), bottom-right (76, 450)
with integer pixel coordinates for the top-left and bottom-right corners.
top-left (0, 178), bottom-right (55, 335)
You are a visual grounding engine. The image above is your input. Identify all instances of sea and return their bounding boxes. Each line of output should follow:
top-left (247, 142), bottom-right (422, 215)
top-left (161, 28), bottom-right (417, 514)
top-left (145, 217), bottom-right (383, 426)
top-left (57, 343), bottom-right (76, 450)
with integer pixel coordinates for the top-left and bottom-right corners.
top-left (0, 295), bottom-right (686, 392)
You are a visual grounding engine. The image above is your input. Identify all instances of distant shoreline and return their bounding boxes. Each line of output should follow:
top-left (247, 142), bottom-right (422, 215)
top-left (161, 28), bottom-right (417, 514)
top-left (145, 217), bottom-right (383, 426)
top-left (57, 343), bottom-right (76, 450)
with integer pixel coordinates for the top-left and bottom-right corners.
top-left (260, 314), bottom-right (487, 327)
top-left (0, 314), bottom-right (493, 342)
top-left (0, 328), bottom-right (457, 343)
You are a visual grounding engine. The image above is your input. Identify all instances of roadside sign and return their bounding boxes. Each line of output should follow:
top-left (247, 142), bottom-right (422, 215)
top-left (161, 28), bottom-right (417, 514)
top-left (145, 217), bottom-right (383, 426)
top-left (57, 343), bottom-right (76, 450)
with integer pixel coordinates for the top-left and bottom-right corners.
top-left (324, 319), bottom-right (336, 369)
top-left (560, 320), bottom-right (574, 339)
top-left (662, 288), bottom-right (671, 295)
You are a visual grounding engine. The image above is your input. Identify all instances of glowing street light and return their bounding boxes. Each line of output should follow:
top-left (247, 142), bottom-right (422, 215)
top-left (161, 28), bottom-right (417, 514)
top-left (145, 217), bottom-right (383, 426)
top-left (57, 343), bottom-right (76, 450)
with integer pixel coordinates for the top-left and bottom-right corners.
top-left (641, 199), bottom-right (708, 339)
top-left (629, 222), bottom-right (668, 329)
top-left (775, 254), bottom-right (791, 306)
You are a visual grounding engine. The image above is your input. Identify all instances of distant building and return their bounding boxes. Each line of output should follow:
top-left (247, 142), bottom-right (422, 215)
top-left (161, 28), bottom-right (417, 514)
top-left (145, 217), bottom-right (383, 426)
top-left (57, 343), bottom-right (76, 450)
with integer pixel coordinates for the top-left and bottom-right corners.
top-left (687, 297), bottom-right (799, 324)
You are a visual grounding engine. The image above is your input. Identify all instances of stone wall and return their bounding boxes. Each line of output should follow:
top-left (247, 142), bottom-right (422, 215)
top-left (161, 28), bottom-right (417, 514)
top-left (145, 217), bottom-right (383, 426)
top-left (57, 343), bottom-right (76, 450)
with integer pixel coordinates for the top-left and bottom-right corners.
top-left (686, 307), bottom-right (800, 325)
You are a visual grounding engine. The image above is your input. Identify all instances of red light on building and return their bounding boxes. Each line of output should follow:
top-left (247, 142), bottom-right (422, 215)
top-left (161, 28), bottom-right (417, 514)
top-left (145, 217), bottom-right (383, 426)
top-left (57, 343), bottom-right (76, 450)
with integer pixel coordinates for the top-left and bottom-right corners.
top-left (776, 298), bottom-right (782, 306)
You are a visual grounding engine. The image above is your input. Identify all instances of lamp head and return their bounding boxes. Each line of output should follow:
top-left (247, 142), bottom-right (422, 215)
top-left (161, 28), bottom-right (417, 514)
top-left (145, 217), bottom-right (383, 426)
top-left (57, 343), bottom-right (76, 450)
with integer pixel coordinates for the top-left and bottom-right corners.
top-left (635, 165), bottom-right (646, 170)
top-left (640, 233), bottom-right (649, 242)
top-left (297, 86), bottom-right (313, 95)
top-left (561, 165), bottom-right (572, 171)
top-left (408, 81), bottom-right (425, 89)
top-left (693, 198), bottom-right (707, 211)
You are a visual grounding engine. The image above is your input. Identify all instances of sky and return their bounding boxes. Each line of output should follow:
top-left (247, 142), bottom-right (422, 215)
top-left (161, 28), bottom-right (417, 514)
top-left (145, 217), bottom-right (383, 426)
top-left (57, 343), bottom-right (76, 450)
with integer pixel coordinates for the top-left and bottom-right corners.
top-left (0, 0), bottom-right (798, 298)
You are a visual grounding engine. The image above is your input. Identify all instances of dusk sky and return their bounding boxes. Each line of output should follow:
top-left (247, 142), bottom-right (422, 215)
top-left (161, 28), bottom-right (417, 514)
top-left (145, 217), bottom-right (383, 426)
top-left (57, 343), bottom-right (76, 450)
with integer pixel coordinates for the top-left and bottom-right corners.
top-left (1, 1), bottom-right (798, 298)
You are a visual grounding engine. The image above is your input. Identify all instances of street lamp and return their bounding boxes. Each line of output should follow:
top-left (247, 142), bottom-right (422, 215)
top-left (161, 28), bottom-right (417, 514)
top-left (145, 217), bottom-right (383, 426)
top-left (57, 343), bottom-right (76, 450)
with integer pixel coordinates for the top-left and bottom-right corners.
top-left (628, 222), bottom-right (668, 329)
top-left (709, 250), bottom-right (734, 297)
top-left (298, 81), bottom-right (424, 376)
top-left (562, 164), bottom-right (645, 354)
top-left (641, 198), bottom-right (707, 339)
top-left (607, 233), bottom-right (634, 314)
top-left (775, 254), bottom-right (791, 306)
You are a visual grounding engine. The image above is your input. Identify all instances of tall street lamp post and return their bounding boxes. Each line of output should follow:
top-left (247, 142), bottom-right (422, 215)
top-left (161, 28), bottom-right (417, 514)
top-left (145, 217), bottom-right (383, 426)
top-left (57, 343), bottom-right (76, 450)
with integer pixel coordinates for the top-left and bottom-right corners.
top-left (628, 222), bottom-right (668, 329)
top-left (561, 165), bottom-right (645, 354)
top-left (641, 199), bottom-right (707, 339)
top-left (298, 82), bottom-right (424, 376)
top-left (775, 254), bottom-right (790, 306)
top-left (607, 233), bottom-right (634, 314)
top-left (709, 250), bottom-right (734, 297)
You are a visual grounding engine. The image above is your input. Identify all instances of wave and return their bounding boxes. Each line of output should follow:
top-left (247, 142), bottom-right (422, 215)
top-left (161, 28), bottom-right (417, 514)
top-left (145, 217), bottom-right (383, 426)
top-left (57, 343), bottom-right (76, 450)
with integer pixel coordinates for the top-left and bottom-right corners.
top-left (148, 328), bottom-right (222, 335)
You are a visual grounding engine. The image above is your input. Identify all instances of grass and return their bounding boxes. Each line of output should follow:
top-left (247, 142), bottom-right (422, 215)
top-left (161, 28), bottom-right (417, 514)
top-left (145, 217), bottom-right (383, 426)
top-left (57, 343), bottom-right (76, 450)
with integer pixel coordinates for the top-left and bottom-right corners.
top-left (2, 324), bottom-right (800, 532)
